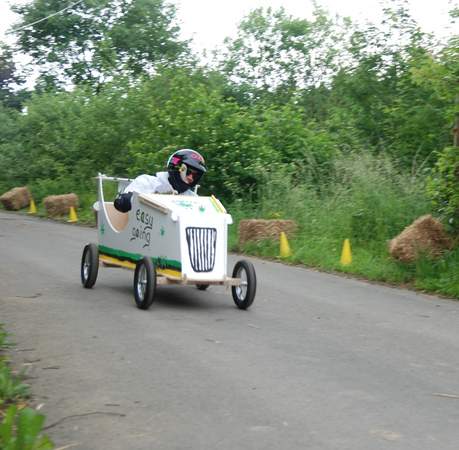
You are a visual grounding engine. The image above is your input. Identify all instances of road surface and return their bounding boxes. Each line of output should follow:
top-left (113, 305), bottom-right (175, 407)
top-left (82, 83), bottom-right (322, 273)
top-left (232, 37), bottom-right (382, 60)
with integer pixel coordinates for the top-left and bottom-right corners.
top-left (0, 211), bottom-right (458, 450)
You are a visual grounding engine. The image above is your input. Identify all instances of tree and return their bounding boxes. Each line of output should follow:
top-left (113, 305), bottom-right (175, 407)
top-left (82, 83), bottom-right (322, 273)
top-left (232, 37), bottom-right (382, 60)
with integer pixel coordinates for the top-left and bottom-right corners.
top-left (317, 0), bottom-right (454, 167)
top-left (216, 6), bottom-right (346, 97)
top-left (424, 9), bottom-right (459, 231)
top-left (0, 42), bottom-right (27, 108)
top-left (11, 0), bottom-right (190, 89)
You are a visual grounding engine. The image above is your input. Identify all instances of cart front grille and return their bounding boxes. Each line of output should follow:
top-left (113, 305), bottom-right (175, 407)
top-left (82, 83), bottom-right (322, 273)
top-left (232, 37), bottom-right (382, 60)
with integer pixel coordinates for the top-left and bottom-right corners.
top-left (185, 227), bottom-right (217, 272)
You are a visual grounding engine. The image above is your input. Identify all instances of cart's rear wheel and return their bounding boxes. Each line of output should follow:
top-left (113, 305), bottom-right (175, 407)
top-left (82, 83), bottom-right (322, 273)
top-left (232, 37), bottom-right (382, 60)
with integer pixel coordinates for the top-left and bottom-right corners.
top-left (231, 260), bottom-right (256, 310)
top-left (81, 243), bottom-right (99, 288)
top-left (196, 284), bottom-right (209, 291)
top-left (133, 257), bottom-right (156, 310)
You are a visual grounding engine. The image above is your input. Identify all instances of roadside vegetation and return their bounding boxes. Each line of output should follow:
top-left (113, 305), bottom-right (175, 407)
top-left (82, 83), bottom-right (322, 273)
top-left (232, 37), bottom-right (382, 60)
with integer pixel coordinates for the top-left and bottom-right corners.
top-left (231, 153), bottom-right (459, 298)
top-left (0, 324), bottom-right (53, 449)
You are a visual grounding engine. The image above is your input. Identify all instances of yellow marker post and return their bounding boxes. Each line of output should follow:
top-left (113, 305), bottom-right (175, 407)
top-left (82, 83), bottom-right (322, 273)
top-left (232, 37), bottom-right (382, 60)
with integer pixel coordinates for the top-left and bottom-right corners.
top-left (340, 239), bottom-right (352, 266)
top-left (279, 231), bottom-right (292, 258)
top-left (28, 198), bottom-right (37, 214)
top-left (68, 206), bottom-right (78, 223)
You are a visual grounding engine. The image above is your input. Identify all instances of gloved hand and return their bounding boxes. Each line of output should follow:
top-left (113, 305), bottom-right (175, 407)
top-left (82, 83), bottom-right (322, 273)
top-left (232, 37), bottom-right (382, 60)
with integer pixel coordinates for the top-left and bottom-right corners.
top-left (114, 192), bottom-right (133, 212)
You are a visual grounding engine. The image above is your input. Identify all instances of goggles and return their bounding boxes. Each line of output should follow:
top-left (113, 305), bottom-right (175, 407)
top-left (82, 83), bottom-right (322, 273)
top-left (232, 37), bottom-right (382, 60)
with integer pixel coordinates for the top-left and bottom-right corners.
top-left (179, 164), bottom-right (201, 183)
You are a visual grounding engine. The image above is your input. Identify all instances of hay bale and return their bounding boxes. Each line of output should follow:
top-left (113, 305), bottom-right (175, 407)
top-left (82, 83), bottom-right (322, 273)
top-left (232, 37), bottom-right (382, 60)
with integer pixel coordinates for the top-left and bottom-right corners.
top-left (0, 186), bottom-right (31, 210)
top-left (43, 193), bottom-right (79, 217)
top-left (239, 219), bottom-right (297, 246)
top-left (388, 215), bottom-right (452, 263)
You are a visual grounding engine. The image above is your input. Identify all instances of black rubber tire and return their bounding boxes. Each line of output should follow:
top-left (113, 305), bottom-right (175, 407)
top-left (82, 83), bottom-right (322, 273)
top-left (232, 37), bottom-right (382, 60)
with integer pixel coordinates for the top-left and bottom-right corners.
top-left (231, 260), bottom-right (256, 310)
top-left (196, 284), bottom-right (209, 291)
top-left (81, 243), bottom-right (99, 288)
top-left (133, 257), bottom-right (156, 310)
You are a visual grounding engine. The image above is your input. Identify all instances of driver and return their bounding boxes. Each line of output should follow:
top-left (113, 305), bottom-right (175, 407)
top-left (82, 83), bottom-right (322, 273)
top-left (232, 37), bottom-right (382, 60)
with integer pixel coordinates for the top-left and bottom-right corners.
top-left (113, 149), bottom-right (207, 213)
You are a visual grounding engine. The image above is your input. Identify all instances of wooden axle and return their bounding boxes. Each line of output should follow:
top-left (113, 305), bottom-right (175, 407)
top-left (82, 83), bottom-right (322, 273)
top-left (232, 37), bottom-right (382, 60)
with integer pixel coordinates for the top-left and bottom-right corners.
top-left (99, 256), bottom-right (241, 287)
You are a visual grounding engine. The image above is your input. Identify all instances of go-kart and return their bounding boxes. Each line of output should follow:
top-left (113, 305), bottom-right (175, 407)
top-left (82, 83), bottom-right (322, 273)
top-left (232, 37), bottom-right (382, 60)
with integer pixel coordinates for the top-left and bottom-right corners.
top-left (80, 174), bottom-right (256, 310)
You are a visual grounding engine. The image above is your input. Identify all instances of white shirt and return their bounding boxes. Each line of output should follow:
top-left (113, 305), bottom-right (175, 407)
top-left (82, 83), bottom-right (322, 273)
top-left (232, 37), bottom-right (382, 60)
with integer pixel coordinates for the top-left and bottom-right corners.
top-left (123, 172), bottom-right (197, 196)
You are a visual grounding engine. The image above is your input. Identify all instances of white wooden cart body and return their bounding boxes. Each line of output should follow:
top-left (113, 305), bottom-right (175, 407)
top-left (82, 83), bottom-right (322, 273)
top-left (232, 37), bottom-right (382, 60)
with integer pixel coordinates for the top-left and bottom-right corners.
top-left (96, 174), bottom-right (239, 286)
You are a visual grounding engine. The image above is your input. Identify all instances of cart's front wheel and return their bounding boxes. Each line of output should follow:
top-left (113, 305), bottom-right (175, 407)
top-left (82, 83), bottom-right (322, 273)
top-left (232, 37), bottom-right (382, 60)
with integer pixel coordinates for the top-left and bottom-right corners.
top-left (196, 284), bottom-right (209, 291)
top-left (81, 243), bottom-right (99, 288)
top-left (133, 257), bottom-right (156, 310)
top-left (231, 260), bottom-right (256, 310)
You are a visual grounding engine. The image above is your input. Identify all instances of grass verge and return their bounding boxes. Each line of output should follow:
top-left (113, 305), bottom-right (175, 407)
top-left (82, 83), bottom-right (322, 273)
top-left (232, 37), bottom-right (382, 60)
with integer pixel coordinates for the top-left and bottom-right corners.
top-left (0, 324), bottom-right (54, 449)
top-left (228, 153), bottom-right (459, 300)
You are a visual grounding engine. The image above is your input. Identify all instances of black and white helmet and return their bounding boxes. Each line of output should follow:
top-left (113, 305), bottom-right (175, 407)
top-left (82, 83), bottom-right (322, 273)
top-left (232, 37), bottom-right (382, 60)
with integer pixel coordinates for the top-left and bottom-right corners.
top-left (167, 149), bottom-right (207, 193)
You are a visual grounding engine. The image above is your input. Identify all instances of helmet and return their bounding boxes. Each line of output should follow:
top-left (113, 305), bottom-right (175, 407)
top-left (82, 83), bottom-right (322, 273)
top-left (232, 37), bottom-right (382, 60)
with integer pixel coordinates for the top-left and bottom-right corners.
top-left (167, 149), bottom-right (206, 193)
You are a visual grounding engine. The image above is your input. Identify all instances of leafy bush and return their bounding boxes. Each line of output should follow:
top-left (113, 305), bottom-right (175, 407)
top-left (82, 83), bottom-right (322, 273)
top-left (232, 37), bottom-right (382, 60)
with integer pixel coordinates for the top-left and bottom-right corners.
top-left (0, 326), bottom-right (9, 350)
top-left (0, 406), bottom-right (53, 450)
top-left (427, 146), bottom-right (459, 233)
top-left (0, 366), bottom-right (30, 408)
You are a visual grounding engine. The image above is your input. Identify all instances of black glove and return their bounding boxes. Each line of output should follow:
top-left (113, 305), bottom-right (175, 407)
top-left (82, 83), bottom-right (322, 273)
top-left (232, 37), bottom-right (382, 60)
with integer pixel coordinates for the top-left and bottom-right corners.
top-left (114, 192), bottom-right (133, 212)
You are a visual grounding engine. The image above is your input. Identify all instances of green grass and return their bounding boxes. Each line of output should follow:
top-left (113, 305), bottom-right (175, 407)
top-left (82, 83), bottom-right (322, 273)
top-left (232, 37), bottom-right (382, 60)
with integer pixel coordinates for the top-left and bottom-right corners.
top-left (0, 366), bottom-right (30, 410)
top-left (413, 248), bottom-right (459, 297)
top-left (229, 153), bottom-right (459, 300)
top-left (0, 324), bottom-right (53, 449)
top-left (0, 326), bottom-right (29, 411)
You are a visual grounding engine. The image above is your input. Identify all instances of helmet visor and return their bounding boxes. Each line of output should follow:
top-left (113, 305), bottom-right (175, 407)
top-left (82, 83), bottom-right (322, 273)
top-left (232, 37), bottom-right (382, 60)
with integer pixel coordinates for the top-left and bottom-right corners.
top-left (180, 164), bottom-right (202, 185)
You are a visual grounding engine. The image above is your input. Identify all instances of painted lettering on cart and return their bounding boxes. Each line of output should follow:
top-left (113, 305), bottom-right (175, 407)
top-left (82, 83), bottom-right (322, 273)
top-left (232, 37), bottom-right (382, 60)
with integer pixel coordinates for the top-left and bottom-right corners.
top-left (173, 199), bottom-right (193, 209)
top-left (130, 208), bottom-right (153, 248)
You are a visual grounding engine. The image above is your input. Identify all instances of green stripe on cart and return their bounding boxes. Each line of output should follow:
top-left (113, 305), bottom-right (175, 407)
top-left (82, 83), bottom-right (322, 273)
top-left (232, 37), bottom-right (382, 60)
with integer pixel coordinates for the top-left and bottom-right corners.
top-left (98, 245), bottom-right (182, 271)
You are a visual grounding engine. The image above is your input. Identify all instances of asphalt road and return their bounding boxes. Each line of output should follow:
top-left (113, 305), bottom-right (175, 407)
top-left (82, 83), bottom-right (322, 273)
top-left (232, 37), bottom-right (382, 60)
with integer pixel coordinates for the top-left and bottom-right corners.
top-left (1, 210), bottom-right (458, 450)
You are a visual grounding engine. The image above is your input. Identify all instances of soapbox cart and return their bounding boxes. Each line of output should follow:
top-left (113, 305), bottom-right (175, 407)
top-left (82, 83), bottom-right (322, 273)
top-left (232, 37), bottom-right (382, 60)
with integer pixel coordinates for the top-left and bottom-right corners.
top-left (80, 174), bottom-right (256, 310)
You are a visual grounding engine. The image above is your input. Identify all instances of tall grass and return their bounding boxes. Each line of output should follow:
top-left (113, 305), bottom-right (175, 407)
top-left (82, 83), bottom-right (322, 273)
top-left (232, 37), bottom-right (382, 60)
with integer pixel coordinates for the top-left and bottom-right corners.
top-left (229, 151), bottom-right (459, 298)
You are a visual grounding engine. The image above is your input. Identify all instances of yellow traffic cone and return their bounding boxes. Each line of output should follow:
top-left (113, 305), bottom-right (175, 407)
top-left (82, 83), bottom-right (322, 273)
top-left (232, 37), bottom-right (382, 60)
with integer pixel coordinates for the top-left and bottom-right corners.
top-left (28, 198), bottom-right (37, 214)
top-left (68, 206), bottom-right (78, 223)
top-left (279, 231), bottom-right (292, 258)
top-left (340, 239), bottom-right (352, 266)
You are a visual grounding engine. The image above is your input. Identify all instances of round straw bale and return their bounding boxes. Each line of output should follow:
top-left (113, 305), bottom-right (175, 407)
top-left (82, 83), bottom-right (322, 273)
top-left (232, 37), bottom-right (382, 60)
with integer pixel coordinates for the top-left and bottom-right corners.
top-left (239, 219), bottom-right (297, 246)
top-left (0, 186), bottom-right (31, 210)
top-left (388, 214), bottom-right (452, 263)
top-left (43, 193), bottom-right (79, 217)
